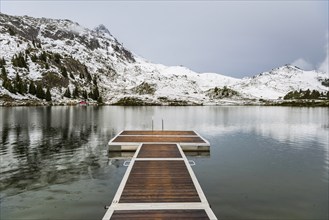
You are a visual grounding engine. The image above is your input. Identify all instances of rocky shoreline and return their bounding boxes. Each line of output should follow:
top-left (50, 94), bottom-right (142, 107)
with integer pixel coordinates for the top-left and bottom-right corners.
top-left (1, 96), bottom-right (328, 107)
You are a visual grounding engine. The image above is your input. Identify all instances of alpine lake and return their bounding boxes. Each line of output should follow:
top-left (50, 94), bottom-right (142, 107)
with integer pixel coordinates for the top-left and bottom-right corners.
top-left (0, 106), bottom-right (328, 220)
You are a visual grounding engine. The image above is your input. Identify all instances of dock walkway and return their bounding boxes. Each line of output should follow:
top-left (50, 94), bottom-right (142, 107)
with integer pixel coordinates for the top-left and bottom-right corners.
top-left (108, 130), bottom-right (210, 152)
top-left (103, 131), bottom-right (217, 220)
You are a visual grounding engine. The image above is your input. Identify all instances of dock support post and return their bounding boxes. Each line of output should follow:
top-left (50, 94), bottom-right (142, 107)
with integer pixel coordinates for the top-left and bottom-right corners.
top-left (162, 119), bottom-right (164, 131)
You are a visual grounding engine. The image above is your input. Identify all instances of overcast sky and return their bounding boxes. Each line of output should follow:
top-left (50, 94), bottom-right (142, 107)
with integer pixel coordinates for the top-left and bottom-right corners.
top-left (0, 1), bottom-right (328, 77)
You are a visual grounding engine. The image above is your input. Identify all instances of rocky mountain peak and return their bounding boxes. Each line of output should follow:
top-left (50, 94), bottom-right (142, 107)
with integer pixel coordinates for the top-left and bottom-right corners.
top-left (94, 24), bottom-right (111, 35)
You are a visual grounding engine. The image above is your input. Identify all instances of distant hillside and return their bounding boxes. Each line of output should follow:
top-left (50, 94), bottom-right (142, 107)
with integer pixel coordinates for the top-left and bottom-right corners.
top-left (0, 13), bottom-right (328, 106)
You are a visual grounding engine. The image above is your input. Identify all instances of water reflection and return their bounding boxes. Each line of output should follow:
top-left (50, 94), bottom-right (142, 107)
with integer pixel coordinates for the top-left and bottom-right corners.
top-left (0, 106), bottom-right (328, 220)
top-left (1, 106), bottom-right (328, 194)
top-left (0, 107), bottom-right (118, 197)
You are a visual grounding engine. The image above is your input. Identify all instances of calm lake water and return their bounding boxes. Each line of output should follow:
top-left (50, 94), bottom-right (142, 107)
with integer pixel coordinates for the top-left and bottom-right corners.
top-left (0, 106), bottom-right (328, 220)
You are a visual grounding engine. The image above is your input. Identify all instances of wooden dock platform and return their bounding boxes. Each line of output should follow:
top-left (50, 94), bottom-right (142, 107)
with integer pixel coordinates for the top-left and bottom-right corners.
top-left (108, 130), bottom-right (210, 152)
top-left (102, 142), bottom-right (217, 220)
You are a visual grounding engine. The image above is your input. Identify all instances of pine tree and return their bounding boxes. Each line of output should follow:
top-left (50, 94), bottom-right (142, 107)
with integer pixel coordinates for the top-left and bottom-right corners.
top-left (64, 88), bottom-right (71, 98)
top-left (85, 66), bottom-right (92, 81)
top-left (13, 73), bottom-right (23, 94)
top-left (39, 51), bottom-right (47, 62)
top-left (1, 66), bottom-right (7, 80)
top-left (36, 83), bottom-right (45, 99)
top-left (29, 81), bottom-right (36, 95)
top-left (4, 81), bottom-right (15, 93)
top-left (12, 52), bottom-right (28, 69)
top-left (304, 89), bottom-right (311, 99)
top-left (88, 90), bottom-right (94, 100)
top-left (82, 90), bottom-right (88, 99)
top-left (8, 27), bottom-right (15, 36)
top-left (17, 81), bottom-right (27, 94)
top-left (31, 54), bottom-right (38, 62)
top-left (23, 82), bottom-right (28, 94)
top-left (15, 73), bottom-right (21, 82)
top-left (73, 86), bottom-right (79, 98)
top-left (93, 86), bottom-right (99, 100)
top-left (17, 81), bottom-right (24, 94)
top-left (310, 90), bottom-right (320, 99)
top-left (2, 66), bottom-right (8, 86)
top-left (2, 78), bottom-right (8, 88)
top-left (61, 66), bottom-right (68, 77)
top-left (97, 96), bottom-right (103, 104)
top-left (45, 63), bottom-right (49, 69)
top-left (54, 53), bottom-right (61, 64)
top-left (0, 57), bottom-right (6, 67)
top-left (45, 87), bottom-right (52, 101)
top-left (1, 69), bottom-right (9, 91)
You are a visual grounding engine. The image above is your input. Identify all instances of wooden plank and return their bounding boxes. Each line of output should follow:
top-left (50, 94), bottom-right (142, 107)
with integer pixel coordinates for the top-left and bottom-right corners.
top-left (112, 136), bottom-right (205, 143)
top-left (137, 144), bottom-right (182, 158)
top-left (119, 160), bottom-right (200, 203)
top-left (103, 132), bottom-right (217, 220)
top-left (110, 209), bottom-right (209, 219)
top-left (121, 130), bottom-right (197, 136)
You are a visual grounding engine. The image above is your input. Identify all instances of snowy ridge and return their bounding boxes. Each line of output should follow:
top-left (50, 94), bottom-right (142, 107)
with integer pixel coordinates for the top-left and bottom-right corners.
top-left (234, 65), bottom-right (328, 99)
top-left (0, 13), bottom-right (328, 105)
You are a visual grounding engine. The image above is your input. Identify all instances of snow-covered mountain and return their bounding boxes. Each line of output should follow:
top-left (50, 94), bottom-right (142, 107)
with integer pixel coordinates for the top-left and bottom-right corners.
top-left (0, 13), bottom-right (328, 105)
top-left (233, 65), bottom-right (328, 100)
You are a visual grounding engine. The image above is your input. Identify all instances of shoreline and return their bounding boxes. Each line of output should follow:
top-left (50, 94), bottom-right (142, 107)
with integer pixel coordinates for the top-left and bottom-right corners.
top-left (1, 99), bottom-right (328, 107)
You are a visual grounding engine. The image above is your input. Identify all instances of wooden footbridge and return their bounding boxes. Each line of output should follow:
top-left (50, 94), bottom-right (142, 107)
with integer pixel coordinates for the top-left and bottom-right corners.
top-left (103, 131), bottom-right (217, 220)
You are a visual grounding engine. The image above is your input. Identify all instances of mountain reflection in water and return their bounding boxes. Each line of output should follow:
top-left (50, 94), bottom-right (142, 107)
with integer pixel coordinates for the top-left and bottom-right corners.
top-left (0, 106), bottom-right (328, 220)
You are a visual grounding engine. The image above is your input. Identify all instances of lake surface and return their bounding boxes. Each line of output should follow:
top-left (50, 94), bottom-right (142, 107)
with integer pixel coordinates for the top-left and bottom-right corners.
top-left (0, 106), bottom-right (328, 220)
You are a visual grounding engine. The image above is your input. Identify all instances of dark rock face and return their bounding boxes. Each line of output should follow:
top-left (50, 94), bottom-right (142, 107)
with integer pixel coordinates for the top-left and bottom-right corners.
top-left (112, 44), bottom-right (135, 63)
top-left (42, 72), bottom-right (69, 88)
top-left (94, 24), bottom-right (112, 35)
top-left (132, 82), bottom-right (156, 95)
top-left (0, 14), bottom-right (39, 41)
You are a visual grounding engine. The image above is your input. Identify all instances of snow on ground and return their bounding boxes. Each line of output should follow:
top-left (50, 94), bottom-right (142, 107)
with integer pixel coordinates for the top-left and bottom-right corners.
top-left (233, 66), bottom-right (328, 99)
top-left (1, 13), bottom-right (328, 104)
